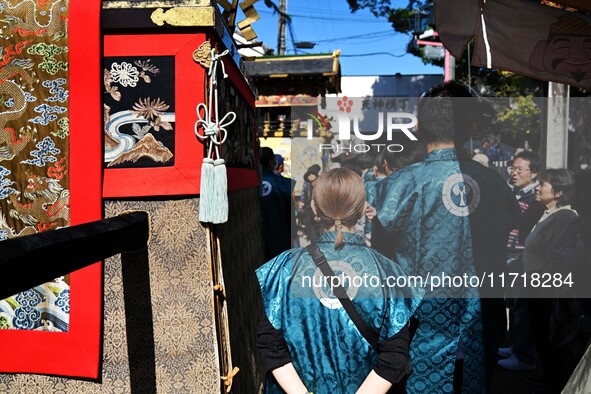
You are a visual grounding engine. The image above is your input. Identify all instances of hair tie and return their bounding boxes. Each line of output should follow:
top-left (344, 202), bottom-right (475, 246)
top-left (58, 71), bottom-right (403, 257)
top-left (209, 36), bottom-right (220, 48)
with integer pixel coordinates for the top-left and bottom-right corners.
top-left (334, 218), bottom-right (342, 231)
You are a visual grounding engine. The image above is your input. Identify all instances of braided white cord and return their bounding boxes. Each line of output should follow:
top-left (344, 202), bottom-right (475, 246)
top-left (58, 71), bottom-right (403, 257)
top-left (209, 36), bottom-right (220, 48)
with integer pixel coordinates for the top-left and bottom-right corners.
top-left (194, 49), bottom-right (236, 160)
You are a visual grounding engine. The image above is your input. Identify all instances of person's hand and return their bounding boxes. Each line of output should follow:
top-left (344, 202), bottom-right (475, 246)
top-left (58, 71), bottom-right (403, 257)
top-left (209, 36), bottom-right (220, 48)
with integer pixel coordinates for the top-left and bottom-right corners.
top-left (365, 205), bottom-right (377, 221)
top-left (271, 363), bottom-right (309, 394)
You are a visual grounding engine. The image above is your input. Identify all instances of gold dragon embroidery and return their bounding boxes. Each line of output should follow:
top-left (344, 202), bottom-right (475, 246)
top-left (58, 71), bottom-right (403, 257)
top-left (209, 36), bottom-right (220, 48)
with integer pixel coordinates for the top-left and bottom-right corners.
top-left (0, 0), bottom-right (67, 38)
top-left (8, 172), bottom-right (69, 234)
top-left (0, 62), bottom-right (37, 161)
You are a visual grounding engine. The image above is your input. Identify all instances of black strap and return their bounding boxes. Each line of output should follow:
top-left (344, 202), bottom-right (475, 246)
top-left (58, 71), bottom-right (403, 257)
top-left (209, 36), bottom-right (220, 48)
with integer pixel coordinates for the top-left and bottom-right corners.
top-left (305, 243), bottom-right (379, 350)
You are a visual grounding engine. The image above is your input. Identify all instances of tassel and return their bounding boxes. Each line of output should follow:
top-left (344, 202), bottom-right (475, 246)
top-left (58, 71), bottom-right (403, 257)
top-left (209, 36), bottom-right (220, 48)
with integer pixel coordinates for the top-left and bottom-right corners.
top-left (211, 158), bottom-right (228, 224)
top-left (194, 48), bottom-right (233, 224)
top-left (199, 158), bottom-right (215, 222)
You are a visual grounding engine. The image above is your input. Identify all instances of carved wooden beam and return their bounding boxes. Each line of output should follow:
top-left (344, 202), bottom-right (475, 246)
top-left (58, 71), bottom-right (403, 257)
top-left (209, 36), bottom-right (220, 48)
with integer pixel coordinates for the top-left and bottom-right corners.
top-left (237, 0), bottom-right (260, 40)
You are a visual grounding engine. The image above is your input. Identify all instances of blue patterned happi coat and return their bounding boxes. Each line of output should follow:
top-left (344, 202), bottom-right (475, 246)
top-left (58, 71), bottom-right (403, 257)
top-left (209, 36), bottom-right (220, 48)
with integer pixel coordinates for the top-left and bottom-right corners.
top-left (373, 148), bottom-right (519, 393)
top-left (256, 232), bottom-right (423, 394)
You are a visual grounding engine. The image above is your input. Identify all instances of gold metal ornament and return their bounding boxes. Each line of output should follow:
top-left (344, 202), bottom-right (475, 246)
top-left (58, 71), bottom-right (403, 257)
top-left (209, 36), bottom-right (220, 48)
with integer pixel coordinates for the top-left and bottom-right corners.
top-left (193, 41), bottom-right (212, 69)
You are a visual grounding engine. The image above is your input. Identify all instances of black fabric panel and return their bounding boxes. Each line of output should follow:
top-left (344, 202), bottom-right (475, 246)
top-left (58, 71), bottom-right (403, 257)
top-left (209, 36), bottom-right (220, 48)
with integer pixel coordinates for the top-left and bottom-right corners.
top-left (121, 246), bottom-right (156, 394)
top-left (0, 212), bottom-right (150, 299)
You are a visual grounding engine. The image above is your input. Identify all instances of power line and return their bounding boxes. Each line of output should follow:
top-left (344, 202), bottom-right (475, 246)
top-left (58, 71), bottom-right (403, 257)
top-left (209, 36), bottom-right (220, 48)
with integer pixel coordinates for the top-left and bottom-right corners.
top-left (325, 0), bottom-right (337, 38)
top-left (287, 19), bottom-right (298, 54)
top-left (314, 29), bottom-right (393, 43)
top-left (336, 37), bottom-right (401, 46)
top-left (340, 52), bottom-right (408, 58)
top-left (304, 0), bottom-right (321, 48)
top-left (288, 5), bottom-right (377, 17)
top-left (258, 9), bottom-right (381, 23)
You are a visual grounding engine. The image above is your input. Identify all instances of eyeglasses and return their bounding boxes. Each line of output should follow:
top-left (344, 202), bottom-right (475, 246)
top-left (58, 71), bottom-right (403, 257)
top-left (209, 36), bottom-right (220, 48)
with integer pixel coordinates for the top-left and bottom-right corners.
top-left (508, 166), bottom-right (531, 175)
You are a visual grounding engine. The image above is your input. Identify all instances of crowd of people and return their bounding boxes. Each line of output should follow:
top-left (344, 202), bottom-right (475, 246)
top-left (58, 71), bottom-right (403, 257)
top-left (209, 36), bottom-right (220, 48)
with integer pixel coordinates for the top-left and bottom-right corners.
top-left (256, 81), bottom-right (591, 393)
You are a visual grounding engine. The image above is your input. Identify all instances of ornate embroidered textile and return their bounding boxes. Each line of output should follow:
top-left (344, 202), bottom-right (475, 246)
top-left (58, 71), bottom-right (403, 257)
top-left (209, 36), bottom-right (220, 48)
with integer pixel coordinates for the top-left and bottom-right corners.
top-left (0, 0), bottom-right (72, 332)
top-left (0, 0), bottom-right (103, 378)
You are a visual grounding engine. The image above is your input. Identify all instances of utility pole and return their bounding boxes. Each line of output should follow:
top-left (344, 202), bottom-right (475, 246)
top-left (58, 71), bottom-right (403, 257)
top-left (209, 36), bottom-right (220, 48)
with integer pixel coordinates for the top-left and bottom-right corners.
top-left (416, 30), bottom-right (454, 81)
top-left (277, 0), bottom-right (287, 55)
top-left (546, 82), bottom-right (570, 169)
top-left (444, 50), bottom-right (455, 82)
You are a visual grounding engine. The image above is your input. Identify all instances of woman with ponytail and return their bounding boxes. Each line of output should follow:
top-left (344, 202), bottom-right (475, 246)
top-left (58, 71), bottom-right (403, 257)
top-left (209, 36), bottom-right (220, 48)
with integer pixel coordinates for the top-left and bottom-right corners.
top-left (256, 168), bottom-right (422, 394)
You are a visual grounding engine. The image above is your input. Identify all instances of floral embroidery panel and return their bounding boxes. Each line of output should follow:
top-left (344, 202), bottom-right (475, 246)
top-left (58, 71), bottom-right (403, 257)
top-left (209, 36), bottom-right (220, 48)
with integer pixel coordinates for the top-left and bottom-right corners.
top-left (103, 56), bottom-right (176, 168)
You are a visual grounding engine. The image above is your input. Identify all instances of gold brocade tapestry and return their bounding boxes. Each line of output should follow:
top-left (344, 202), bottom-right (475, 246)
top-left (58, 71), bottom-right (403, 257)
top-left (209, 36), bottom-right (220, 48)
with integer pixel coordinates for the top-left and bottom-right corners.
top-left (0, 0), bottom-right (71, 332)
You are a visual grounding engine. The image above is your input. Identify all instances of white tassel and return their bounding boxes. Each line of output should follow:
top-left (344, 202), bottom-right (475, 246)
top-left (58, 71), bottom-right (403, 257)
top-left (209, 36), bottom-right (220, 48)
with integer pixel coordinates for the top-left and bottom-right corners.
top-left (194, 48), bottom-right (234, 224)
top-left (199, 158), bottom-right (215, 222)
top-left (211, 158), bottom-right (228, 223)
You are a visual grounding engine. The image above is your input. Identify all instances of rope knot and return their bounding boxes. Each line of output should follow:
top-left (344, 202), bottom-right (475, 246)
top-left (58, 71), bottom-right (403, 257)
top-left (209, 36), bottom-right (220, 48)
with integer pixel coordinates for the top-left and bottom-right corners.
top-left (194, 48), bottom-right (236, 160)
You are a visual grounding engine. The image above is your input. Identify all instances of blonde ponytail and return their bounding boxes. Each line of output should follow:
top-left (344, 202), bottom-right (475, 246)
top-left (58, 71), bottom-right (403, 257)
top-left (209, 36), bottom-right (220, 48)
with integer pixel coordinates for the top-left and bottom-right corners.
top-left (334, 218), bottom-right (343, 249)
top-left (312, 168), bottom-right (366, 250)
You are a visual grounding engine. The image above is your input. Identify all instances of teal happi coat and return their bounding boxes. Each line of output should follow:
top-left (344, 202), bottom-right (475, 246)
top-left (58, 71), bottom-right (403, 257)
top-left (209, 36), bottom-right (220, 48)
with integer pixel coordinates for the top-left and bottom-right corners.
top-left (373, 148), bottom-right (519, 393)
top-left (256, 231), bottom-right (423, 393)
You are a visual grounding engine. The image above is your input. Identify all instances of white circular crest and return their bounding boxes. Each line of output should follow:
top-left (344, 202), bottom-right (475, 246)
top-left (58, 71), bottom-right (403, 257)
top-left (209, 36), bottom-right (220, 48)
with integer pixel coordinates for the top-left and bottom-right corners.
top-left (261, 180), bottom-right (272, 197)
top-left (313, 260), bottom-right (360, 309)
top-left (441, 173), bottom-right (481, 217)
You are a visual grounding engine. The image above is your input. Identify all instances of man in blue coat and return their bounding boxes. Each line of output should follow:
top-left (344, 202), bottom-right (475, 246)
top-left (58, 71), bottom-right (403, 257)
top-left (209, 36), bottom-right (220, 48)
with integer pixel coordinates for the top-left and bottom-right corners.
top-left (260, 147), bottom-right (293, 260)
top-left (371, 82), bottom-right (520, 393)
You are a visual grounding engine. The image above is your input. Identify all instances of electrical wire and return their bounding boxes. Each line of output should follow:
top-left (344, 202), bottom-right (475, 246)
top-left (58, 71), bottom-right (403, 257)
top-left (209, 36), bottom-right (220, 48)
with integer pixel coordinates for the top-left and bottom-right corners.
top-left (305, 0), bottom-right (322, 46)
top-left (337, 37), bottom-right (401, 46)
top-left (314, 30), bottom-right (393, 43)
top-left (288, 5), bottom-right (380, 17)
top-left (340, 52), bottom-right (408, 58)
top-left (258, 9), bottom-right (381, 23)
top-left (325, 0), bottom-right (337, 37)
top-left (287, 19), bottom-right (298, 54)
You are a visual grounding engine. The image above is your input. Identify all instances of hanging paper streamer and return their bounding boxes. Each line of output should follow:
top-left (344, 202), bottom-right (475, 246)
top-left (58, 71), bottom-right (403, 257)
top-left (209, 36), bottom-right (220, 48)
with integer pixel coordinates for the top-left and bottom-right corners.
top-left (194, 47), bottom-right (236, 224)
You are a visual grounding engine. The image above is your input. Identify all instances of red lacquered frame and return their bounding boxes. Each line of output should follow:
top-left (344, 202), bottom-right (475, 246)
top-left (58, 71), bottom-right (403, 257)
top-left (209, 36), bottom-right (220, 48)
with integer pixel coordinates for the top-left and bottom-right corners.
top-left (0, 0), bottom-right (103, 378)
top-left (102, 33), bottom-right (259, 198)
top-left (102, 33), bottom-right (207, 197)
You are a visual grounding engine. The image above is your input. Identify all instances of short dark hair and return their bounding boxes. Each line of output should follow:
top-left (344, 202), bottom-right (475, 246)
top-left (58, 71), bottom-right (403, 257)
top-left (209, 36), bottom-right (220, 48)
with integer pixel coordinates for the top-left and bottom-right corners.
top-left (417, 81), bottom-right (475, 145)
top-left (383, 142), bottom-right (426, 171)
top-left (540, 168), bottom-right (575, 207)
top-left (373, 152), bottom-right (387, 175)
top-left (356, 153), bottom-right (375, 171)
top-left (514, 150), bottom-right (541, 175)
top-left (260, 147), bottom-right (275, 168)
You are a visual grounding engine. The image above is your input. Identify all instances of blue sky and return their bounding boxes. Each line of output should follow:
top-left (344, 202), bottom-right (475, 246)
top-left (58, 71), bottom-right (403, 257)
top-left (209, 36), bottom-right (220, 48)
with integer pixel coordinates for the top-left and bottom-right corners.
top-left (246, 0), bottom-right (443, 76)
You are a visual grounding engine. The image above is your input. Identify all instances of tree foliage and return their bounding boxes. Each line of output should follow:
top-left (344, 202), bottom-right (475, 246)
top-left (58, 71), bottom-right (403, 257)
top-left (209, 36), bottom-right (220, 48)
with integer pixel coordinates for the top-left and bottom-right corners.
top-left (453, 45), bottom-right (545, 149)
top-left (347, 1), bottom-right (591, 166)
top-left (347, 0), bottom-right (431, 29)
top-left (347, 1), bottom-right (439, 64)
top-left (347, 0), bottom-right (434, 34)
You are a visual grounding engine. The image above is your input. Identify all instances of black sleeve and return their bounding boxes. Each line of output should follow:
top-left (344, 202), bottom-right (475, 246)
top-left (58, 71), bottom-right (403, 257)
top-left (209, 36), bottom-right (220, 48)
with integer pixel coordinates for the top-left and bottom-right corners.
top-left (373, 324), bottom-right (412, 384)
top-left (547, 219), bottom-right (579, 270)
top-left (518, 203), bottom-right (545, 244)
top-left (371, 215), bottom-right (395, 258)
top-left (257, 314), bottom-right (291, 373)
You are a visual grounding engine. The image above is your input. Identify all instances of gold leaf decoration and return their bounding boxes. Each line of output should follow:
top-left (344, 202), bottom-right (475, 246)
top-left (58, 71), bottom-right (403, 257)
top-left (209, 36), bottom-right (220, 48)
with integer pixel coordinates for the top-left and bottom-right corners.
top-left (193, 41), bottom-right (212, 69)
